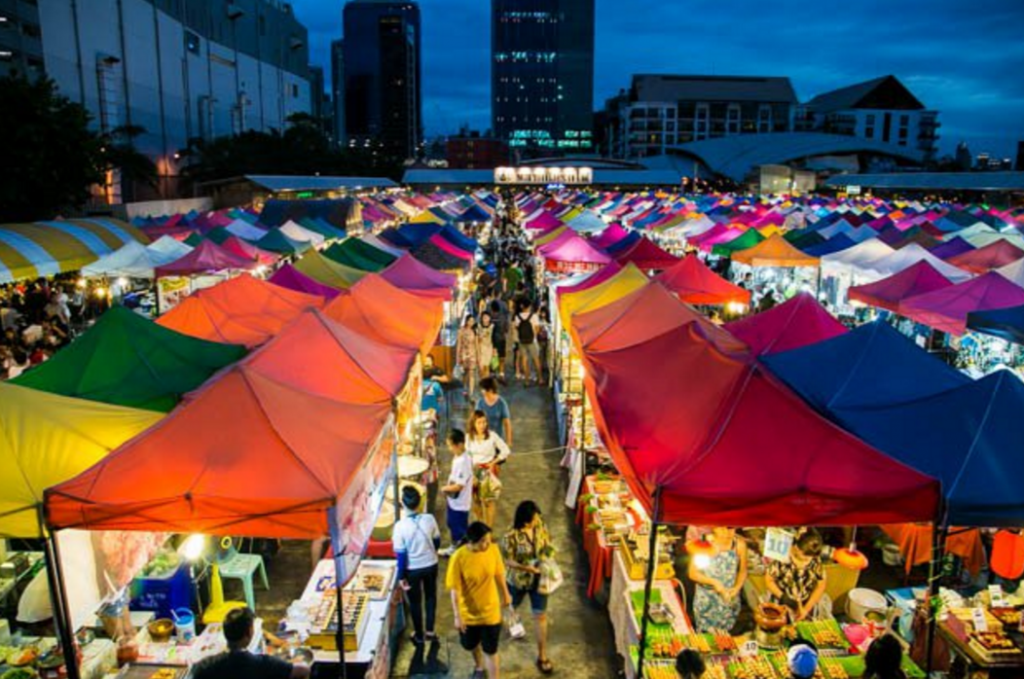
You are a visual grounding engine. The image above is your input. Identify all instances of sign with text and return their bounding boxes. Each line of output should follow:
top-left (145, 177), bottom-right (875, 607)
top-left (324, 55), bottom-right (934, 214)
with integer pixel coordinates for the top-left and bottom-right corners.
top-left (764, 527), bottom-right (794, 563)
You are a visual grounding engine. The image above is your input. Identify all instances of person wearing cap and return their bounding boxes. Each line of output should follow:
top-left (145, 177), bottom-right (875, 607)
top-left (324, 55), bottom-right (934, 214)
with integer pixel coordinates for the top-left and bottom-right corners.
top-left (393, 485), bottom-right (441, 645)
top-left (787, 642), bottom-right (819, 679)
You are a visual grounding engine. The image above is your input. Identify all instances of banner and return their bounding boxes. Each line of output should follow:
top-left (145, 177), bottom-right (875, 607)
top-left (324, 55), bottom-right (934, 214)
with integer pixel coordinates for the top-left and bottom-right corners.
top-left (329, 414), bottom-right (397, 586)
top-left (156, 276), bottom-right (191, 313)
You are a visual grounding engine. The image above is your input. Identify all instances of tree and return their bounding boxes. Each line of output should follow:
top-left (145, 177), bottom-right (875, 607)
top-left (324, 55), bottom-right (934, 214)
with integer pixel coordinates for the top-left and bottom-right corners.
top-left (0, 75), bottom-right (104, 222)
top-left (99, 125), bottom-right (158, 201)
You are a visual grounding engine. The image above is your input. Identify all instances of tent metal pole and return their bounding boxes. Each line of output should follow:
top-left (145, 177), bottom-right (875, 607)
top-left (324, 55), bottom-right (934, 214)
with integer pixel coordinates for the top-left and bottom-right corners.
top-left (924, 498), bottom-right (948, 676)
top-left (636, 485), bottom-right (662, 679)
top-left (46, 530), bottom-right (81, 679)
top-left (332, 556), bottom-right (348, 679)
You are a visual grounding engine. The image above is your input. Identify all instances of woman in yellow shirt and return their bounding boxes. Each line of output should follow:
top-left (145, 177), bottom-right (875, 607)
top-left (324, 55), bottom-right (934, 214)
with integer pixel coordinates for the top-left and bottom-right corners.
top-left (447, 522), bottom-right (513, 679)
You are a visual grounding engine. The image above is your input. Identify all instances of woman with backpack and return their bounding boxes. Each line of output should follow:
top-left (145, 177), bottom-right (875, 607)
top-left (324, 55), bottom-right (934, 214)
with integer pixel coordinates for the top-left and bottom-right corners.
top-left (513, 300), bottom-right (542, 384)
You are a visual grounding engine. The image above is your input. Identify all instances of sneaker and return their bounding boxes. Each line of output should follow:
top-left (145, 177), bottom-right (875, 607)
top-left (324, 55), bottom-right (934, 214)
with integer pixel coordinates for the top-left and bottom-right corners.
top-left (438, 546), bottom-right (455, 557)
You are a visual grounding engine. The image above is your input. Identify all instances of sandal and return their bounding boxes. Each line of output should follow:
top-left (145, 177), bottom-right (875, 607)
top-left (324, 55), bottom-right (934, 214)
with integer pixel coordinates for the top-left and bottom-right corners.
top-left (537, 658), bottom-right (554, 674)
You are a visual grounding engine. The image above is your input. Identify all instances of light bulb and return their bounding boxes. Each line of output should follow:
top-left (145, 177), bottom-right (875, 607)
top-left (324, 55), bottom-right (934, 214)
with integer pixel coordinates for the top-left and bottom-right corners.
top-left (694, 553), bottom-right (712, 570)
top-left (182, 534), bottom-right (206, 561)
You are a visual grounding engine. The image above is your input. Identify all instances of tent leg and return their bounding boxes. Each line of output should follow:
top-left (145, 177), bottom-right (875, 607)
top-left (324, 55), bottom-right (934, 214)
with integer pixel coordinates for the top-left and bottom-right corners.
top-left (46, 532), bottom-right (81, 679)
top-left (333, 558), bottom-right (348, 679)
top-left (636, 486), bottom-right (662, 679)
top-left (924, 502), bottom-right (948, 676)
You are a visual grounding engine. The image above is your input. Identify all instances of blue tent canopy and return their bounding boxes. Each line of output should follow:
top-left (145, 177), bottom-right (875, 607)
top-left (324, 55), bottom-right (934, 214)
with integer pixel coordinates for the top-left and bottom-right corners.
top-left (764, 321), bottom-right (1024, 526)
top-left (456, 204), bottom-right (492, 224)
top-left (762, 320), bottom-right (969, 409)
top-left (604, 231), bottom-right (642, 255)
top-left (967, 304), bottom-right (1024, 345)
top-left (803, 233), bottom-right (856, 257)
top-left (396, 223), bottom-right (442, 247)
top-left (439, 224), bottom-right (479, 253)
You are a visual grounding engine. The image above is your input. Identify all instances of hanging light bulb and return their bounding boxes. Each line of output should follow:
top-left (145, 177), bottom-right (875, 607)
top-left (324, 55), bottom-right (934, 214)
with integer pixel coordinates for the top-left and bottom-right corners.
top-left (182, 534), bottom-right (207, 562)
top-left (686, 537), bottom-right (716, 570)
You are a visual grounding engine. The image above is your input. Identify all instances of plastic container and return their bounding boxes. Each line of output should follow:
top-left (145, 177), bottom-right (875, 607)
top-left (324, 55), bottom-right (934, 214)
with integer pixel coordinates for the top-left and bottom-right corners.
top-left (847, 588), bottom-right (887, 622)
top-left (172, 608), bottom-right (196, 643)
top-left (130, 563), bottom-right (191, 621)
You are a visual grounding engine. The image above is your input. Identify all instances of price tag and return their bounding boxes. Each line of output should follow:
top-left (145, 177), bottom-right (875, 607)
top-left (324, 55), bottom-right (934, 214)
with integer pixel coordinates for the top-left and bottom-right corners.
top-left (988, 584), bottom-right (1007, 608)
top-left (972, 607), bottom-right (989, 633)
top-left (763, 527), bottom-right (794, 563)
top-left (740, 640), bottom-right (759, 657)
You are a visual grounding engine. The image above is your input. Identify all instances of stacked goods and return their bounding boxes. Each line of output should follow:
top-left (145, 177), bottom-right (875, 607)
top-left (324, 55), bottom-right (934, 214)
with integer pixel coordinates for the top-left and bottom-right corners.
top-left (795, 620), bottom-right (847, 649)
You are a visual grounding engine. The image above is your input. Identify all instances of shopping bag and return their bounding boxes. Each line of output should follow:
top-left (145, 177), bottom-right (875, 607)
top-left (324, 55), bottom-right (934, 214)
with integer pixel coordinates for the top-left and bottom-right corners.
top-left (476, 466), bottom-right (503, 502)
top-left (453, 364), bottom-right (465, 380)
top-left (537, 558), bottom-right (564, 595)
top-left (507, 607), bottom-right (526, 640)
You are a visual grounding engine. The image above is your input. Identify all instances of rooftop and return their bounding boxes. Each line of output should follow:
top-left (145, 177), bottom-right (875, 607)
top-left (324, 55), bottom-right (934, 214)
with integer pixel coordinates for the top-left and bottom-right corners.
top-left (806, 75), bottom-right (925, 113)
top-left (242, 175), bottom-right (399, 192)
top-left (824, 172), bottom-right (1024, 192)
top-left (630, 74), bottom-right (798, 104)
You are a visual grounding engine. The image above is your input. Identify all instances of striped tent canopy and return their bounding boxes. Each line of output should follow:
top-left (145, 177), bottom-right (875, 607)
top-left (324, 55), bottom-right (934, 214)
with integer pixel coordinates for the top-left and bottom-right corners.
top-left (0, 218), bottom-right (150, 284)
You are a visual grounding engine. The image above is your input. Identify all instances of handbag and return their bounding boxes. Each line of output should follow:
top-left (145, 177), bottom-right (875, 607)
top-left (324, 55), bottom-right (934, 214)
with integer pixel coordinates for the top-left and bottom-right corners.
top-left (476, 466), bottom-right (503, 502)
top-left (506, 606), bottom-right (526, 640)
top-left (537, 557), bottom-right (564, 595)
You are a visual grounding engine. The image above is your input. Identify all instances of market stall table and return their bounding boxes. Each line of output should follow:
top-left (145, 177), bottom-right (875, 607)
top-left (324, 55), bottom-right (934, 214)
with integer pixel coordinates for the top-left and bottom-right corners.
top-left (937, 615), bottom-right (1024, 678)
top-left (882, 524), bottom-right (985, 577)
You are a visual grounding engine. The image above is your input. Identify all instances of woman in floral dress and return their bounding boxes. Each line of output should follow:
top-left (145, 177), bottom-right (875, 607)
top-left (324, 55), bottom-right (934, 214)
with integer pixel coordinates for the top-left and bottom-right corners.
top-left (689, 526), bottom-right (748, 632)
top-left (456, 315), bottom-right (480, 398)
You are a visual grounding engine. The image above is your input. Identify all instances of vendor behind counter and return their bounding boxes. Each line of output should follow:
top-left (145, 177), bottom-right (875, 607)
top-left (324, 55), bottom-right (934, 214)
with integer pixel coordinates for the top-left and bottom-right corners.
top-left (191, 607), bottom-right (309, 679)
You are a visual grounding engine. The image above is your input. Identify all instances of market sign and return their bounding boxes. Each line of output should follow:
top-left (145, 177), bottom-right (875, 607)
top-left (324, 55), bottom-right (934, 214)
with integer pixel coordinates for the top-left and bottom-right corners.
top-left (495, 166), bottom-right (593, 185)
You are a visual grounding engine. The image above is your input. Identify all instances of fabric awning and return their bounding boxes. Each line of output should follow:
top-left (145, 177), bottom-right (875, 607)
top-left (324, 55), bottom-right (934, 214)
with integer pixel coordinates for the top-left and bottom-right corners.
top-left (725, 292), bottom-right (847, 356)
top-left (731, 233), bottom-right (820, 268)
top-left (655, 255), bottom-right (750, 306)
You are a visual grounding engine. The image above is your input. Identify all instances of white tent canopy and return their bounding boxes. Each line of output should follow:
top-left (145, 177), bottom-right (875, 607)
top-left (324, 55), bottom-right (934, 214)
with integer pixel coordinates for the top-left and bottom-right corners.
top-left (821, 238), bottom-right (898, 280)
top-left (146, 236), bottom-right (193, 264)
top-left (874, 243), bottom-right (973, 283)
top-left (360, 233), bottom-right (406, 258)
top-left (81, 238), bottom-right (193, 279)
top-left (279, 220), bottom-right (324, 247)
top-left (996, 257), bottom-right (1024, 288)
top-left (566, 211), bottom-right (607, 233)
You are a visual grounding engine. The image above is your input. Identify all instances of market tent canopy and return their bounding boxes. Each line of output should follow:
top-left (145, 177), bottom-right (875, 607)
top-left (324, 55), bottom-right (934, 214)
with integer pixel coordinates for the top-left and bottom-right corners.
top-left (947, 239), bottom-right (1024, 274)
top-left (81, 241), bottom-right (173, 279)
top-left (929, 237), bottom-right (974, 260)
top-left (655, 255), bottom-right (750, 306)
top-left (380, 254), bottom-right (456, 301)
top-left (820, 238), bottom-right (898, 280)
top-left (711, 228), bottom-right (764, 257)
top-left (613, 237), bottom-right (680, 270)
top-left (558, 263), bottom-right (648, 329)
top-left (572, 281), bottom-right (745, 354)
top-left (872, 243), bottom-right (974, 283)
top-left (157, 274), bottom-right (324, 347)
top-left (146, 236), bottom-right (194, 264)
top-left (323, 274), bottom-right (444, 355)
top-left (0, 383), bottom-right (162, 538)
top-left (323, 238), bottom-right (398, 272)
top-left (244, 310), bottom-right (417, 406)
top-left (966, 304), bottom-right (1024, 344)
top-left (581, 323), bottom-right (939, 526)
top-left (294, 249), bottom-right (368, 289)
top-left (279, 220), bottom-right (325, 248)
top-left (0, 218), bottom-right (150, 284)
top-left (154, 239), bottom-right (258, 277)
top-left (762, 320), bottom-right (970, 411)
top-left (11, 306), bottom-right (246, 411)
top-left (899, 272), bottom-right (1024, 336)
top-left (45, 366), bottom-right (391, 537)
top-left (848, 261), bottom-right (953, 313)
top-left (254, 227), bottom-right (312, 255)
top-left (554, 262), bottom-right (623, 301)
top-left (731, 233), bottom-right (820, 268)
top-left (538, 231), bottom-right (614, 273)
top-left (268, 264), bottom-right (342, 300)
top-left (220, 236), bottom-right (278, 265)
top-left (725, 292), bottom-right (847, 355)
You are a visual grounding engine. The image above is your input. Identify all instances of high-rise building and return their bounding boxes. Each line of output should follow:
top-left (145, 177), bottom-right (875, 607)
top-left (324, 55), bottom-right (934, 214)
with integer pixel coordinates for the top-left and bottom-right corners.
top-left (342, 0), bottom-right (422, 159)
top-left (35, 0), bottom-right (311, 191)
top-left (799, 75), bottom-right (940, 161)
top-left (0, 0), bottom-right (46, 80)
top-left (308, 65), bottom-right (332, 137)
top-left (491, 0), bottom-right (595, 156)
top-left (446, 128), bottom-right (508, 169)
top-left (331, 38), bottom-right (346, 147)
top-left (599, 75), bottom-right (798, 159)
top-left (1016, 141), bottom-right (1024, 172)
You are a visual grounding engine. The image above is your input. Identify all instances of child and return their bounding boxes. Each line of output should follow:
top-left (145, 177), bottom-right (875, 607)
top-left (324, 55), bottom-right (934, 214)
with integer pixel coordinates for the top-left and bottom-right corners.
top-left (440, 428), bottom-right (473, 556)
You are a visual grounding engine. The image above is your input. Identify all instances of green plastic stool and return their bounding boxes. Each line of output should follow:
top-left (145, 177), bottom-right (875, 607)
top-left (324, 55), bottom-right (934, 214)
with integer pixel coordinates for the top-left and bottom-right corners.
top-left (217, 553), bottom-right (269, 610)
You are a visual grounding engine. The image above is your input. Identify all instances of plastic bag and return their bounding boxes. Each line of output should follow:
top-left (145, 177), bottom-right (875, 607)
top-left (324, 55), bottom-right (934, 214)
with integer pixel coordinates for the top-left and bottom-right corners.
top-left (507, 607), bottom-right (526, 639)
top-left (537, 558), bottom-right (564, 595)
top-left (475, 466), bottom-right (503, 502)
top-left (453, 364), bottom-right (465, 380)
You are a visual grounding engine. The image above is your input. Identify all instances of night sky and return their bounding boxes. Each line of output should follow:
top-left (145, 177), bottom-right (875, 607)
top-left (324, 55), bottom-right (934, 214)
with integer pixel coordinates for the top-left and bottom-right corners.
top-left (293, 0), bottom-right (1024, 159)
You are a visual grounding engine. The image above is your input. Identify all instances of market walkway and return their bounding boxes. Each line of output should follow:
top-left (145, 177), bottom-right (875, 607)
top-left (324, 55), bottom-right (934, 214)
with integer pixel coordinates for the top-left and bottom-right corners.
top-left (392, 379), bottom-right (619, 678)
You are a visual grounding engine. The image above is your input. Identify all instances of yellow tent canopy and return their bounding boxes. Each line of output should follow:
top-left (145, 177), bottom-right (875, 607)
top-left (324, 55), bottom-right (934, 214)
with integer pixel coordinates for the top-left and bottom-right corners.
top-left (533, 226), bottom-right (569, 246)
top-left (732, 233), bottom-right (820, 268)
top-left (558, 263), bottom-right (649, 330)
top-left (294, 249), bottom-right (369, 289)
top-left (409, 211), bottom-right (446, 225)
top-left (0, 383), bottom-right (162, 537)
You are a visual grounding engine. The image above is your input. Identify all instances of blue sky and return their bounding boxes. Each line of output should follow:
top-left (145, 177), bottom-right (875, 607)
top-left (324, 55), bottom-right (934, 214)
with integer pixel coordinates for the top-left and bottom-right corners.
top-left (294, 0), bottom-right (1024, 159)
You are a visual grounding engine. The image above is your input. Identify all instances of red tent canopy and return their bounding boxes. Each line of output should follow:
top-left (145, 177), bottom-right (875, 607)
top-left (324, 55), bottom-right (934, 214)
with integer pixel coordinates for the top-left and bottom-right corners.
top-left (45, 366), bottom-right (392, 537)
top-left (572, 281), bottom-right (744, 354)
top-left (581, 323), bottom-right (939, 525)
top-left (848, 260), bottom-right (952, 312)
top-left (243, 309), bottom-right (417, 406)
top-left (947, 239), bottom-right (1024, 274)
top-left (655, 254), bottom-right (751, 306)
top-left (323, 273), bottom-right (444, 354)
top-left (899, 272), bottom-right (1024, 336)
top-left (725, 292), bottom-right (847, 355)
top-left (154, 239), bottom-right (258, 277)
top-left (380, 254), bottom-right (457, 301)
top-left (613, 237), bottom-right (680, 271)
top-left (157, 274), bottom-right (324, 347)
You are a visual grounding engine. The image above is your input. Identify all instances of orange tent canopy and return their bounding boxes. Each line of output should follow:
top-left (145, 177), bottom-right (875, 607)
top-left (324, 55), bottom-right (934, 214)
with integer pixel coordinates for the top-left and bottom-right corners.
top-left (157, 274), bottom-right (324, 347)
top-left (323, 273), bottom-right (444, 355)
top-left (572, 281), bottom-right (744, 355)
top-left (45, 366), bottom-right (392, 537)
top-left (732, 233), bottom-right (820, 268)
top-left (243, 309), bottom-right (417, 406)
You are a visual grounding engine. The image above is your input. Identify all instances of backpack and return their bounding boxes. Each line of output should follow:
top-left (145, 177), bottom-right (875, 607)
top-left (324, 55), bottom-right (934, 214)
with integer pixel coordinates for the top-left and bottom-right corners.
top-left (517, 312), bottom-right (535, 344)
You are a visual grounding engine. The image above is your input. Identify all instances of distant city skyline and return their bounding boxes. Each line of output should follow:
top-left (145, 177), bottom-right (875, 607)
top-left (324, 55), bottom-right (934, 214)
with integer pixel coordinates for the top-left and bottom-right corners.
top-left (293, 0), bottom-right (1024, 159)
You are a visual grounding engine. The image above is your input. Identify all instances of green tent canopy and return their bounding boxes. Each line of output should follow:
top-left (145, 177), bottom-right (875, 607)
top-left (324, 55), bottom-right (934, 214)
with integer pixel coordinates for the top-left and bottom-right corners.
top-left (712, 229), bottom-right (765, 257)
top-left (255, 228), bottom-right (312, 254)
top-left (204, 227), bottom-right (234, 245)
top-left (322, 238), bottom-right (397, 272)
top-left (294, 249), bottom-right (368, 288)
top-left (184, 232), bottom-right (204, 247)
top-left (12, 306), bottom-right (247, 411)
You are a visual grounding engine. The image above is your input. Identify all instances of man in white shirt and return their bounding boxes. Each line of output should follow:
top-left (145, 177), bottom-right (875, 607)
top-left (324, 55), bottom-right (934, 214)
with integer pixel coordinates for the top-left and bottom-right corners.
top-left (440, 428), bottom-right (473, 556)
top-left (392, 485), bottom-right (441, 644)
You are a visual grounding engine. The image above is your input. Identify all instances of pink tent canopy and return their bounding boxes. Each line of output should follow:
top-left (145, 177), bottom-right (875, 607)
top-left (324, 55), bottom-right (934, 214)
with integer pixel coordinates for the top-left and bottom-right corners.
top-left (221, 235), bottom-right (278, 265)
top-left (380, 254), bottom-right (457, 300)
top-left (725, 292), bottom-right (848, 355)
top-left (592, 223), bottom-right (631, 249)
top-left (947, 239), bottom-right (1024, 274)
top-left (899, 272), bottom-right (1024, 336)
top-left (848, 261), bottom-right (952, 313)
top-left (523, 211), bottom-right (563, 232)
top-left (427, 234), bottom-right (474, 261)
top-left (538, 231), bottom-right (613, 272)
top-left (269, 264), bottom-right (342, 299)
top-left (155, 239), bottom-right (258, 277)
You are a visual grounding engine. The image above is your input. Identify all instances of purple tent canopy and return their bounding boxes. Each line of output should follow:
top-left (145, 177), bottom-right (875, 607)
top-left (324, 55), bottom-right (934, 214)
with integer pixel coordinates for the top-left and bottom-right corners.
top-left (269, 264), bottom-right (341, 299)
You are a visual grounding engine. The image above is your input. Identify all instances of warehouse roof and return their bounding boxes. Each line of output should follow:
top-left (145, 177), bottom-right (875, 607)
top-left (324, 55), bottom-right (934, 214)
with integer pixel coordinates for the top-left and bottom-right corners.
top-left (824, 172), bottom-right (1024, 192)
